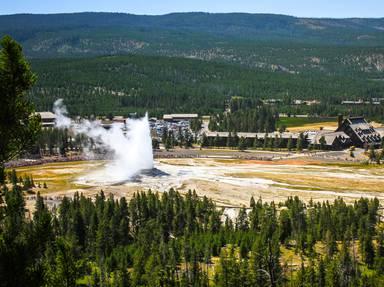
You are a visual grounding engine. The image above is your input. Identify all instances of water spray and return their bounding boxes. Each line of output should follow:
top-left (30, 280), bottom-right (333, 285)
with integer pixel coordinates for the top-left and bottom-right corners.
top-left (53, 99), bottom-right (153, 184)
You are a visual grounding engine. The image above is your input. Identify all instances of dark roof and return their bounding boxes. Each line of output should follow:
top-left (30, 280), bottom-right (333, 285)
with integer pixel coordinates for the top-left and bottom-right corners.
top-left (338, 116), bottom-right (381, 145)
top-left (312, 131), bottom-right (350, 146)
top-left (347, 117), bottom-right (368, 125)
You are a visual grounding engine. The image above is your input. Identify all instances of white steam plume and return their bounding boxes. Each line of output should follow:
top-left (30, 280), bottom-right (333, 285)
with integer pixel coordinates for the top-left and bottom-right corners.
top-left (53, 99), bottom-right (71, 128)
top-left (53, 99), bottom-right (153, 184)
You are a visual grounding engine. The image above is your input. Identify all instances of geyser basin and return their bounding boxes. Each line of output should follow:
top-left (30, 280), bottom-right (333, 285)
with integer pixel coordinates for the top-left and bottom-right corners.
top-left (77, 166), bottom-right (169, 185)
top-left (18, 158), bottom-right (384, 211)
top-left (116, 168), bottom-right (170, 184)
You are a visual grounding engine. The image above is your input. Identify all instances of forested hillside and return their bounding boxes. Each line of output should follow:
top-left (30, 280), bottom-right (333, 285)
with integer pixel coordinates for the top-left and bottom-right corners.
top-left (1, 183), bottom-right (384, 286)
top-left (29, 54), bottom-right (384, 119)
top-left (2, 12), bottom-right (384, 45)
top-left (1, 13), bottom-right (384, 74)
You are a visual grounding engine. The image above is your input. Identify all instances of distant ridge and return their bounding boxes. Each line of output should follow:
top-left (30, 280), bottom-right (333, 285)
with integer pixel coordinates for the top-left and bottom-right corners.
top-left (0, 12), bottom-right (384, 59)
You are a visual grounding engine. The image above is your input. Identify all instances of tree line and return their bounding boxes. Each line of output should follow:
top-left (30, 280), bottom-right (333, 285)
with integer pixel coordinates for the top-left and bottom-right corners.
top-left (201, 133), bottom-right (307, 152)
top-left (28, 54), bottom-right (384, 120)
top-left (209, 107), bottom-right (277, 133)
top-left (1, 180), bottom-right (384, 286)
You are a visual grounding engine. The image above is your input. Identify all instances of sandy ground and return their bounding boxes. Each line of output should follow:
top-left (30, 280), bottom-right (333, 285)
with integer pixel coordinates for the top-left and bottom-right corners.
top-left (17, 155), bottom-right (384, 213)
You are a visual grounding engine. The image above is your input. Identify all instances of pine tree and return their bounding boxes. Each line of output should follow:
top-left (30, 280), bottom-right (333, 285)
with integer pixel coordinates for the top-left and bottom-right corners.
top-left (361, 232), bottom-right (375, 267)
top-left (325, 229), bottom-right (337, 258)
top-left (238, 137), bottom-right (246, 151)
top-left (10, 169), bottom-right (18, 185)
top-left (325, 259), bottom-right (340, 287)
top-left (33, 192), bottom-right (53, 256)
top-left (200, 133), bottom-right (208, 148)
top-left (374, 229), bottom-right (384, 274)
top-left (318, 258), bottom-right (326, 287)
top-left (252, 135), bottom-right (259, 149)
top-left (214, 134), bottom-right (221, 147)
top-left (0, 36), bottom-right (40, 183)
top-left (279, 209), bottom-right (291, 244)
top-left (227, 132), bottom-right (233, 148)
top-left (339, 233), bottom-right (355, 286)
top-left (296, 133), bottom-right (304, 152)
top-left (369, 144), bottom-right (376, 161)
top-left (319, 136), bottom-right (326, 150)
top-left (287, 136), bottom-right (293, 151)
top-left (165, 137), bottom-right (172, 151)
top-left (236, 207), bottom-right (249, 231)
top-left (44, 238), bottom-right (79, 287)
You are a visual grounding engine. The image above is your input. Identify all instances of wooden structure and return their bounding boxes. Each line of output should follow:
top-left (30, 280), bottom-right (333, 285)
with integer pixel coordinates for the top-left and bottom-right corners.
top-left (336, 116), bottom-right (381, 148)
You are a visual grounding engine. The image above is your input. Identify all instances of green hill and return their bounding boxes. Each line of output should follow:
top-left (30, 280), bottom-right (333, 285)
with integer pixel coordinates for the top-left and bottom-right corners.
top-left (1, 12), bottom-right (384, 76)
top-left (2, 12), bottom-right (384, 46)
top-left (29, 54), bottom-right (384, 119)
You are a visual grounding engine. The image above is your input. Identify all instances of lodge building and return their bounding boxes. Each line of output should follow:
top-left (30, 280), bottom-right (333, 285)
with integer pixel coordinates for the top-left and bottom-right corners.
top-left (310, 131), bottom-right (352, 150)
top-left (336, 116), bottom-right (381, 148)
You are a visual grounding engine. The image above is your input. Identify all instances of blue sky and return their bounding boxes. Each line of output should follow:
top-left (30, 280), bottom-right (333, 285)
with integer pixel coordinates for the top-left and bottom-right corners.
top-left (1, 0), bottom-right (383, 18)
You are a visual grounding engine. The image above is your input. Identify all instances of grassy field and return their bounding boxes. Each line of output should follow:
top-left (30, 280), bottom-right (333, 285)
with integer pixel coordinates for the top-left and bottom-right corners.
top-left (277, 117), bottom-right (338, 132)
top-left (14, 161), bottom-right (105, 193)
top-left (277, 117), bottom-right (384, 132)
top-left (277, 117), bottom-right (337, 127)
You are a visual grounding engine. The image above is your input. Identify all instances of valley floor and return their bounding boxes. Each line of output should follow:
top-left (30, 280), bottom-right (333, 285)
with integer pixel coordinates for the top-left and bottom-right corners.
top-left (13, 149), bottom-right (383, 215)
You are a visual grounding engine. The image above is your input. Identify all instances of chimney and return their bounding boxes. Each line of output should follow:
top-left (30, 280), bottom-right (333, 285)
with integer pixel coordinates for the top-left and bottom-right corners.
top-left (337, 114), bottom-right (343, 129)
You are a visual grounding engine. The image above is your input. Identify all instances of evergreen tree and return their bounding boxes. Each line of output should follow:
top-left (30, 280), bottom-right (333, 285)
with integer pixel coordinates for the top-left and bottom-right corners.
top-left (319, 135), bottom-right (326, 150)
top-left (44, 238), bottom-right (79, 287)
top-left (325, 229), bottom-right (337, 258)
top-left (238, 136), bottom-right (246, 151)
top-left (226, 132), bottom-right (233, 148)
top-left (214, 134), bottom-right (221, 147)
top-left (0, 36), bottom-right (40, 183)
top-left (296, 134), bottom-right (304, 151)
top-left (361, 232), bottom-right (375, 267)
top-left (200, 133), bottom-right (208, 148)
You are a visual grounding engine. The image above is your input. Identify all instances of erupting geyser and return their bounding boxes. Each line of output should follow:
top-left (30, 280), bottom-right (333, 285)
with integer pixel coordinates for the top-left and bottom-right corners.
top-left (53, 99), bottom-right (153, 184)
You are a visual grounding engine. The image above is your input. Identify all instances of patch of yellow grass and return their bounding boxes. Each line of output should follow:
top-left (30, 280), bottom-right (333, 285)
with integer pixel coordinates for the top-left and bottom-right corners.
top-left (288, 122), bottom-right (337, 132)
top-left (14, 161), bottom-right (104, 193)
top-left (280, 246), bottom-right (305, 269)
top-left (288, 121), bottom-right (383, 133)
